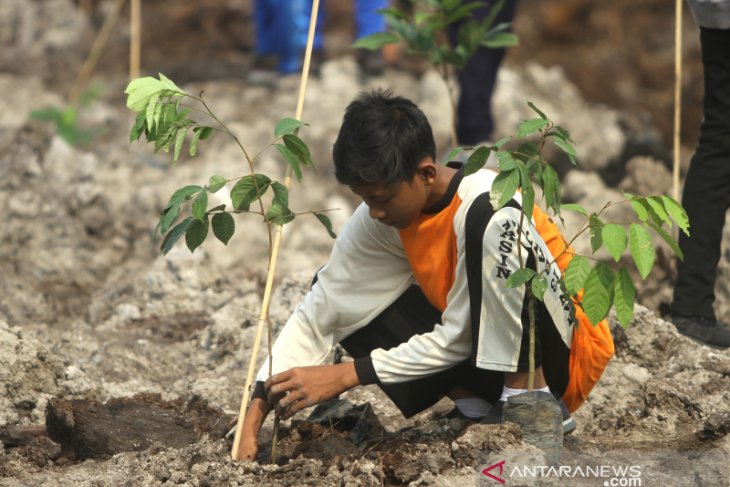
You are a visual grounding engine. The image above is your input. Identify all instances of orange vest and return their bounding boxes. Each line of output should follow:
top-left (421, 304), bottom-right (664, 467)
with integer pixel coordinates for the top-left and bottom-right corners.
top-left (399, 192), bottom-right (614, 413)
top-left (532, 206), bottom-right (615, 412)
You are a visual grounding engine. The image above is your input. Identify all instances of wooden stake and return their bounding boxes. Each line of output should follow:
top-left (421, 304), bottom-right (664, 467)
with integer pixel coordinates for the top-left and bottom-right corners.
top-left (673, 0), bottom-right (683, 201)
top-left (231, 0), bottom-right (321, 461)
top-left (68, 0), bottom-right (127, 105)
top-left (130, 0), bottom-right (141, 79)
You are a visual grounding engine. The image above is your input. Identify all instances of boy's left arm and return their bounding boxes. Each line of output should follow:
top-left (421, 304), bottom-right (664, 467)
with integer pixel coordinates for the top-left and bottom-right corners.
top-left (265, 362), bottom-right (360, 419)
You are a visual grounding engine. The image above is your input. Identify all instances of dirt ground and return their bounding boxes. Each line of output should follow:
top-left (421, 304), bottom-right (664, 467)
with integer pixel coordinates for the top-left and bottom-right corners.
top-left (1, 0), bottom-right (729, 486)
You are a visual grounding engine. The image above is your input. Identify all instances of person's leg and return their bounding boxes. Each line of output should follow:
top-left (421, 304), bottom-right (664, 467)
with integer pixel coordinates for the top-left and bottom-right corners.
top-left (353, 0), bottom-right (387, 39)
top-left (447, 0), bottom-right (518, 145)
top-left (253, 0), bottom-right (279, 57)
top-left (340, 285), bottom-right (503, 418)
top-left (672, 27), bottom-right (730, 320)
top-left (278, 0), bottom-right (325, 74)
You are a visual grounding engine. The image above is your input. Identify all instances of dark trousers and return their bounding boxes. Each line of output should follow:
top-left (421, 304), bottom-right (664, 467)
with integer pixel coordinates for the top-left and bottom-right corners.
top-left (672, 27), bottom-right (730, 318)
top-left (447, 0), bottom-right (518, 145)
top-left (339, 285), bottom-right (505, 418)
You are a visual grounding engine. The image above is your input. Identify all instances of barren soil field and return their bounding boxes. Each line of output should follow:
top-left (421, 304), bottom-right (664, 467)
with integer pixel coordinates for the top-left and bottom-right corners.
top-left (1, 1), bottom-right (728, 486)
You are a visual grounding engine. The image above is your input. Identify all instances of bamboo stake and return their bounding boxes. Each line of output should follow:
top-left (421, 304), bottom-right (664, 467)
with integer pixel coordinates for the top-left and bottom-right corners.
top-left (130, 0), bottom-right (141, 79)
top-left (69, 0), bottom-right (127, 104)
top-left (231, 0), bottom-right (321, 461)
top-left (673, 0), bottom-right (683, 201)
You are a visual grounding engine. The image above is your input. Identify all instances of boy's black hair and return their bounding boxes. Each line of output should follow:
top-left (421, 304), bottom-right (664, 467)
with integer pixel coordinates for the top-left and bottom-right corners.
top-left (333, 89), bottom-right (436, 187)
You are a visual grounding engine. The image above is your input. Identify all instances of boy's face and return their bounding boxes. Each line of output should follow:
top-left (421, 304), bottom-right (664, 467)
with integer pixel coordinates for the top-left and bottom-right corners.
top-left (350, 159), bottom-right (435, 229)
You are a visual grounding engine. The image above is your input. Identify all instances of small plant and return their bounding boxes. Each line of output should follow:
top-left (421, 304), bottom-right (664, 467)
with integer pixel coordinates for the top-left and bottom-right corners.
top-left (124, 74), bottom-right (336, 255)
top-left (465, 102), bottom-right (688, 346)
top-left (30, 86), bottom-right (104, 147)
top-left (354, 0), bottom-right (518, 145)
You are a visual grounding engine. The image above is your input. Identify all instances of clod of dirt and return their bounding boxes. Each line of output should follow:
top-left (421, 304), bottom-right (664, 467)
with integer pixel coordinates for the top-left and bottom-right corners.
top-left (698, 411), bottom-right (730, 440)
top-left (304, 398), bottom-right (384, 445)
top-left (45, 393), bottom-right (231, 459)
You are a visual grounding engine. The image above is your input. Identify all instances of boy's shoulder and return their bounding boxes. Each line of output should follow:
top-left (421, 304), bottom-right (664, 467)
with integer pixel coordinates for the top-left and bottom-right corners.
top-left (457, 167), bottom-right (498, 202)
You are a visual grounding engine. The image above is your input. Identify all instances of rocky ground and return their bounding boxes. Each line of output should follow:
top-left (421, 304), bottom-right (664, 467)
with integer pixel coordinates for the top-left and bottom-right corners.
top-left (1, 1), bottom-right (729, 486)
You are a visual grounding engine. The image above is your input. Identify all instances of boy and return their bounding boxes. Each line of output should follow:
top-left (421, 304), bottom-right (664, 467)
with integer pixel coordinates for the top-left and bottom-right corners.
top-left (237, 89), bottom-right (612, 461)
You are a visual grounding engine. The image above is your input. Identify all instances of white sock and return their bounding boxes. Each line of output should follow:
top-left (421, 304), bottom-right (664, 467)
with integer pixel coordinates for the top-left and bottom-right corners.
top-left (454, 397), bottom-right (493, 419)
top-left (499, 385), bottom-right (550, 403)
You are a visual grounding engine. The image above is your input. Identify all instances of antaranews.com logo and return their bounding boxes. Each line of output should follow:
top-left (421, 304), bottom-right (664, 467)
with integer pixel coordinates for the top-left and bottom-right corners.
top-left (481, 460), bottom-right (643, 485)
top-left (477, 449), bottom-right (729, 486)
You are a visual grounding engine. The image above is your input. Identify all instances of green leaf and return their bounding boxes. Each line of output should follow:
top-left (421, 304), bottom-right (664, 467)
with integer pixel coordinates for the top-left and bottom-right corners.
top-left (521, 182), bottom-right (535, 223)
top-left (266, 203), bottom-right (295, 225)
top-left (647, 196), bottom-right (669, 225)
top-left (589, 214), bottom-right (604, 253)
top-left (630, 198), bottom-right (649, 222)
top-left (283, 134), bottom-right (313, 167)
top-left (314, 212), bottom-right (337, 239)
top-left (496, 151), bottom-right (516, 171)
top-left (212, 212), bottom-right (235, 245)
top-left (464, 146), bottom-right (491, 175)
top-left (551, 137), bottom-right (577, 165)
top-left (543, 165), bottom-right (560, 211)
top-left (582, 262), bottom-right (614, 325)
top-left (527, 101), bottom-right (547, 120)
top-left (481, 32), bottom-right (519, 48)
top-left (560, 203), bottom-right (588, 216)
top-left (531, 274), bottom-right (548, 301)
top-left (275, 117), bottom-right (304, 137)
top-left (189, 127), bottom-right (202, 157)
top-left (158, 73), bottom-right (183, 93)
top-left (185, 217), bottom-right (209, 252)
top-left (352, 31), bottom-right (399, 50)
top-left (159, 203), bottom-right (181, 235)
top-left (629, 223), bottom-right (655, 279)
top-left (230, 174), bottom-right (271, 211)
top-left (208, 175), bottom-right (227, 193)
top-left (446, 146), bottom-right (466, 161)
top-left (648, 220), bottom-right (683, 261)
top-left (146, 92), bottom-right (159, 130)
top-left (192, 191), bottom-right (208, 221)
top-left (197, 126), bottom-right (213, 140)
top-left (160, 217), bottom-right (192, 254)
top-left (660, 195), bottom-right (689, 235)
top-left (270, 181), bottom-right (289, 207)
top-left (505, 268), bottom-right (536, 288)
top-left (493, 137), bottom-right (511, 149)
top-left (130, 111), bottom-right (146, 142)
top-left (125, 76), bottom-right (165, 112)
top-left (173, 126), bottom-right (189, 161)
top-left (165, 185), bottom-right (203, 211)
top-left (490, 168), bottom-right (520, 209)
top-left (275, 144), bottom-right (303, 181)
top-left (565, 255), bottom-right (591, 296)
top-left (602, 223), bottom-right (627, 262)
top-left (613, 267), bottom-right (636, 329)
top-left (517, 118), bottom-right (549, 138)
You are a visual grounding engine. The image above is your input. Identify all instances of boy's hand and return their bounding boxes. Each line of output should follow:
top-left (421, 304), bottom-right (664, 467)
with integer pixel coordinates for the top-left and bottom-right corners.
top-left (265, 362), bottom-right (359, 419)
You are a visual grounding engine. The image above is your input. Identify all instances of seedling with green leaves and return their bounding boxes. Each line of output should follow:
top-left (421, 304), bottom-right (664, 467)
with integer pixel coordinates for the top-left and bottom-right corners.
top-left (354, 0), bottom-right (518, 145)
top-left (124, 74), bottom-right (336, 255)
top-left (465, 102), bottom-right (689, 331)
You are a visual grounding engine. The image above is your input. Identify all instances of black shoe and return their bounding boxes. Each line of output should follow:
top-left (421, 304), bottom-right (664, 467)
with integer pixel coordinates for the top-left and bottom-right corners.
top-left (672, 315), bottom-right (730, 348)
top-left (482, 398), bottom-right (576, 435)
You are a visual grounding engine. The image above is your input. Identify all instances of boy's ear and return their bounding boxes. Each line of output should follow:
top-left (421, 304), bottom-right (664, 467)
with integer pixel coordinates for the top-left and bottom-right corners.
top-left (416, 157), bottom-right (437, 183)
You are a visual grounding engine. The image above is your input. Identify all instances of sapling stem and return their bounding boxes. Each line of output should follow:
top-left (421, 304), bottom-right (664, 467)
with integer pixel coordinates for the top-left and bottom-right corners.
top-left (231, 0), bottom-right (322, 462)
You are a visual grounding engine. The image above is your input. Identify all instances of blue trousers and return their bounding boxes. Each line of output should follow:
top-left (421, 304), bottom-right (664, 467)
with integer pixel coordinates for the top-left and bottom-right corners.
top-left (254, 0), bottom-right (387, 74)
top-left (448, 0), bottom-right (518, 144)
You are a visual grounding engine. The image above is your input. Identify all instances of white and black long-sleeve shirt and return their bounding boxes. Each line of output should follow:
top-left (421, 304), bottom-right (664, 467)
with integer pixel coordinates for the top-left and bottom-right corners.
top-left (255, 167), bottom-right (574, 387)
